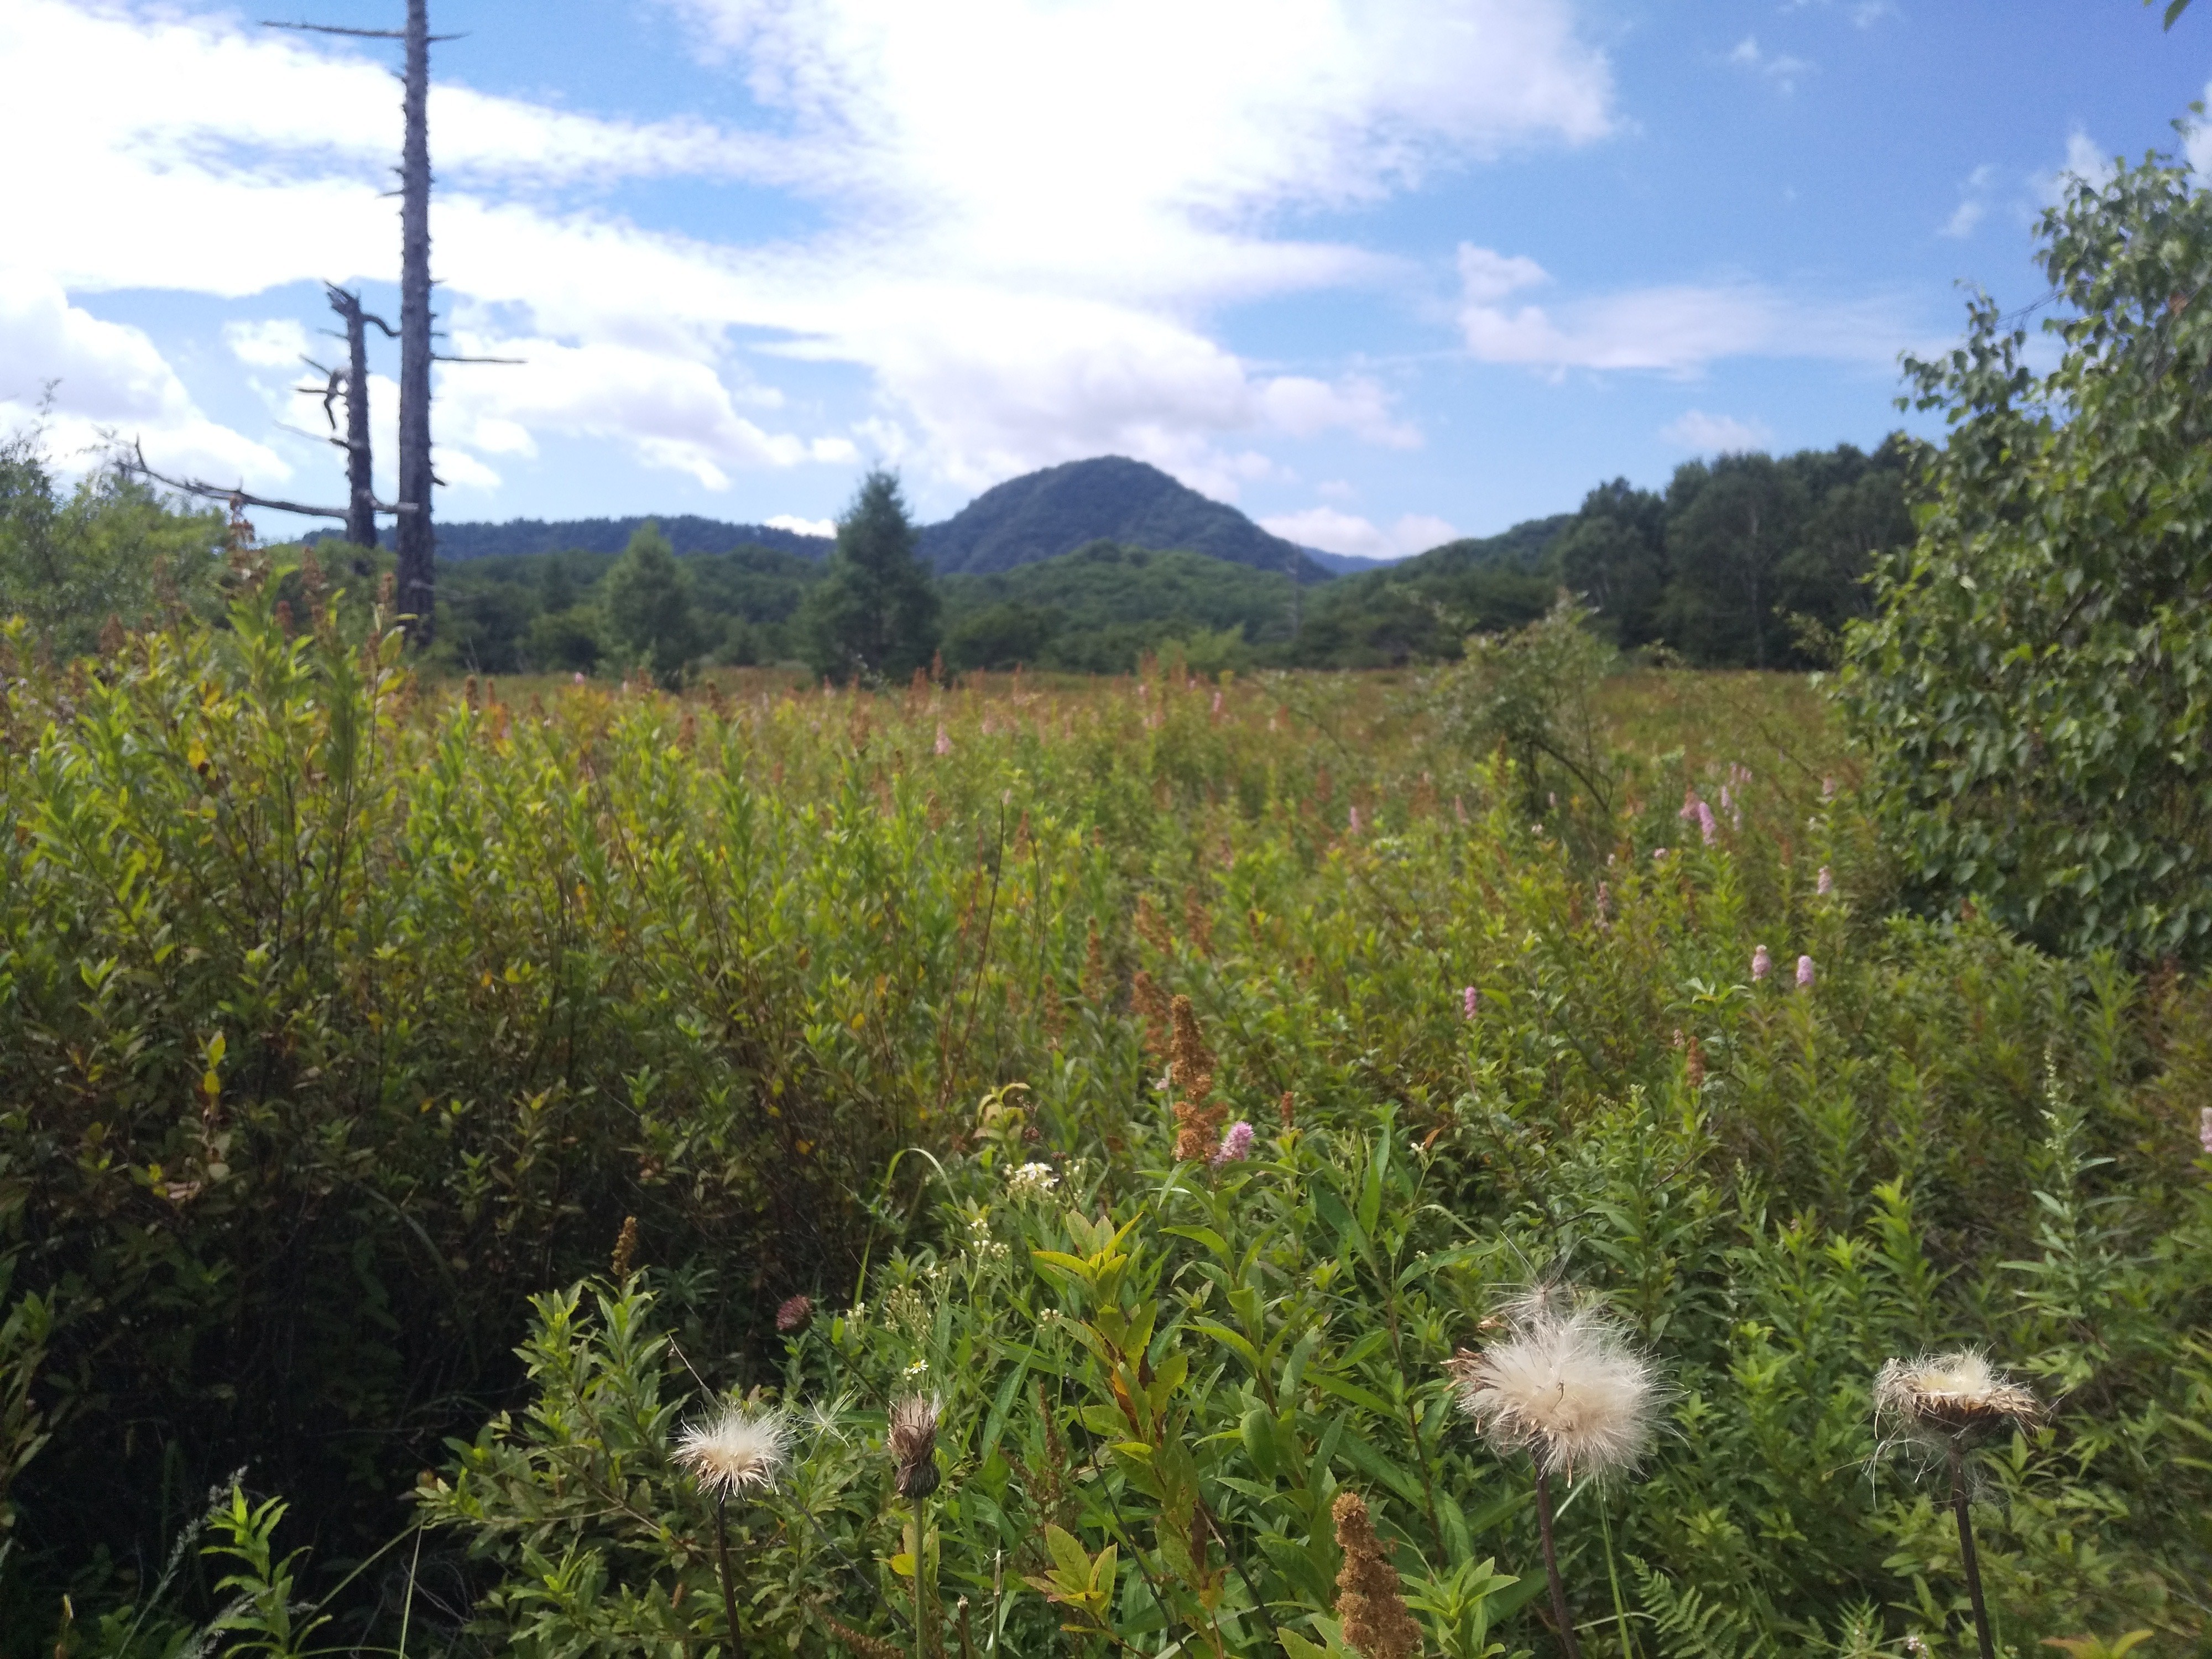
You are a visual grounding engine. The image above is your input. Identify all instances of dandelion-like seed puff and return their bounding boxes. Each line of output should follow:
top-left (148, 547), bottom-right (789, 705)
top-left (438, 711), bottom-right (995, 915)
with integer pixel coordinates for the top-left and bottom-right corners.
top-left (1874, 1349), bottom-right (2043, 1448)
top-left (1448, 1298), bottom-right (1662, 1481)
top-left (675, 1406), bottom-right (792, 1500)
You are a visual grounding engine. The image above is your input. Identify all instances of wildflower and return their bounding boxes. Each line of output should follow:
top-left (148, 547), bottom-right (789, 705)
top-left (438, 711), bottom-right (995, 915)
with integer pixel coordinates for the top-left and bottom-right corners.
top-left (1678, 789), bottom-right (1702, 827)
top-left (1462, 985), bottom-right (1478, 1021)
top-left (609, 1214), bottom-right (639, 1279)
top-left (888, 1394), bottom-right (942, 1499)
top-left (1874, 1350), bottom-right (2043, 1446)
top-left (934, 724), bottom-right (952, 756)
top-left (1448, 1299), bottom-right (1661, 1481)
top-left (1332, 1491), bottom-right (1421, 1659)
top-left (775, 1293), bottom-right (813, 1334)
top-left (902, 1358), bottom-right (930, 1380)
top-left (1652, 847), bottom-right (1670, 862)
top-left (1822, 775), bottom-right (1837, 801)
top-left (572, 670), bottom-right (585, 685)
top-left (1005, 1161), bottom-right (1058, 1199)
top-left (674, 1406), bottom-right (792, 1499)
top-left (1817, 865), bottom-right (1834, 896)
top-left (1796, 954), bottom-right (1815, 990)
top-left (1210, 690), bottom-right (1223, 716)
top-left (1168, 996), bottom-right (1227, 1161)
top-left (1752, 945), bottom-right (1771, 982)
top-left (1348, 805), bottom-right (1363, 836)
top-left (1212, 1121), bottom-right (1254, 1166)
top-left (1697, 800), bottom-right (1717, 844)
top-left (1595, 881), bottom-right (1611, 924)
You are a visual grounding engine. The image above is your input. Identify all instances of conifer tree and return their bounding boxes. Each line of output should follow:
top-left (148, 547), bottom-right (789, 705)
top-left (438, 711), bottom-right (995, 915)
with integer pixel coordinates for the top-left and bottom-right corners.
top-left (800, 469), bottom-right (941, 683)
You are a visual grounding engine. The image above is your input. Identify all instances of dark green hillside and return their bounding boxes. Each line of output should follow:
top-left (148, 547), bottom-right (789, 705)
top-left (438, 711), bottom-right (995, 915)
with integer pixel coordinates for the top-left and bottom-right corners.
top-left (940, 539), bottom-right (1300, 672)
top-left (420, 513), bottom-right (832, 562)
top-left (1286, 513), bottom-right (1571, 665)
top-left (919, 455), bottom-right (1333, 581)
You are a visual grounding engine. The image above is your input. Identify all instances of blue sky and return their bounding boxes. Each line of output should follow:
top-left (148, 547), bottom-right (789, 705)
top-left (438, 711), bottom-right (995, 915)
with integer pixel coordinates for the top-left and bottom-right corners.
top-left (2, 1), bottom-right (2205, 558)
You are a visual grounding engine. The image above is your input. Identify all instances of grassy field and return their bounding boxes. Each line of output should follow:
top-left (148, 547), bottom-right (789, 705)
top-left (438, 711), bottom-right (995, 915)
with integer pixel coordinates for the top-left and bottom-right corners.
top-left (1, 599), bottom-right (2205, 1658)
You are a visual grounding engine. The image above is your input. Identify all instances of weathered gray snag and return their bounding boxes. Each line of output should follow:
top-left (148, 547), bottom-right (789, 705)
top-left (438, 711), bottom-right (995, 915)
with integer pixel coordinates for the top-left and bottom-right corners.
top-left (394, 0), bottom-right (435, 641)
top-left (328, 285), bottom-right (396, 550)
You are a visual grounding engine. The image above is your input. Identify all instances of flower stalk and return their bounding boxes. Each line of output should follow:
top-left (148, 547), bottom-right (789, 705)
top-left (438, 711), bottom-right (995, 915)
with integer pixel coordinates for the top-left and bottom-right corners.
top-left (1531, 1466), bottom-right (1581, 1659)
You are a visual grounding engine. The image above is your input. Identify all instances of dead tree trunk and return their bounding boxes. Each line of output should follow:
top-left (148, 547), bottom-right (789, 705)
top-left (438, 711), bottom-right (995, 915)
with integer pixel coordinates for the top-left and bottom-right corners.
top-left (325, 285), bottom-right (395, 550)
top-left (394, 0), bottom-right (436, 641)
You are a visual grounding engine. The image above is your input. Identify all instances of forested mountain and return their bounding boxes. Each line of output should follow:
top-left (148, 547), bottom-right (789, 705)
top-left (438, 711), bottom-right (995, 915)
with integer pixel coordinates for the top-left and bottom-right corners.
top-left (397, 440), bottom-right (1913, 675)
top-left (917, 455), bottom-right (1335, 580)
top-left (418, 514), bottom-right (833, 561)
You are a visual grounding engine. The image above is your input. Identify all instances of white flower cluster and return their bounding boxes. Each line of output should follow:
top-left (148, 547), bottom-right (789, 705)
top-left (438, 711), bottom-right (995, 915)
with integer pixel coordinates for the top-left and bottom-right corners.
top-left (966, 1211), bottom-right (1009, 1263)
top-left (1005, 1161), bottom-right (1059, 1200)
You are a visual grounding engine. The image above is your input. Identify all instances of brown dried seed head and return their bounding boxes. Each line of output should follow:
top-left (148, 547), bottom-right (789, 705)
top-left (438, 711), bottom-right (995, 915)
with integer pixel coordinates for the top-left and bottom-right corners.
top-left (1332, 1491), bottom-right (1421, 1659)
top-left (889, 1394), bottom-right (942, 1499)
top-left (608, 1214), bottom-right (639, 1279)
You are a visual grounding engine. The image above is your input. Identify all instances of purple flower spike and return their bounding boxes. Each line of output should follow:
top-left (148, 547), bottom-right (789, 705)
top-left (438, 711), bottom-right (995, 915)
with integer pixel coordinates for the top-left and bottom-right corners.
top-left (1462, 985), bottom-right (1478, 1021)
top-left (1697, 801), bottom-right (1718, 845)
top-left (1817, 866), bottom-right (1834, 896)
top-left (1752, 945), bottom-right (1771, 982)
top-left (1213, 1121), bottom-right (1254, 1165)
top-left (1796, 955), bottom-right (1815, 990)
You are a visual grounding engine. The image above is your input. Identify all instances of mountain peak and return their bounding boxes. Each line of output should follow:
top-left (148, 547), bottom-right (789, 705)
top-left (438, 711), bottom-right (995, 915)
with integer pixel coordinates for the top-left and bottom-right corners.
top-left (918, 456), bottom-right (1329, 582)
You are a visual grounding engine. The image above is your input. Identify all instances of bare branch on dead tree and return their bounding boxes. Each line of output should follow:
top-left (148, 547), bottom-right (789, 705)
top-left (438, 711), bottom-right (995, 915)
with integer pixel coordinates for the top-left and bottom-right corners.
top-left (123, 439), bottom-right (413, 523)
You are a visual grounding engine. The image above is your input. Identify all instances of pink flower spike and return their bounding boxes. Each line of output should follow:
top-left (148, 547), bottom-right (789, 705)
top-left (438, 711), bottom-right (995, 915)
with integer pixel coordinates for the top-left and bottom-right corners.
top-left (1348, 806), bottom-right (1363, 836)
top-left (934, 724), bottom-right (952, 757)
top-left (572, 671), bottom-right (585, 685)
top-left (1752, 945), bottom-right (1771, 982)
top-left (1595, 882), bottom-right (1612, 924)
top-left (1462, 985), bottom-right (1478, 1021)
top-left (1212, 1121), bottom-right (1254, 1166)
top-left (1678, 790), bottom-right (1702, 823)
top-left (1697, 801), bottom-right (1718, 845)
top-left (1817, 866), bottom-right (1834, 896)
top-left (1796, 955), bottom-right (1815, 990)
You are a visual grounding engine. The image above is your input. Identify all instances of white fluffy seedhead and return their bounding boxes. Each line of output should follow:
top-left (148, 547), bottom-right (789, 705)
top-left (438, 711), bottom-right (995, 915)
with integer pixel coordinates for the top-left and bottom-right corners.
top-left (674, 1405), bottom-right (792, 1500)
top-left (1874, 1349), bottom-right (2043, 1447)
top-left (1449, 1298), bottom-right (1663, 1481)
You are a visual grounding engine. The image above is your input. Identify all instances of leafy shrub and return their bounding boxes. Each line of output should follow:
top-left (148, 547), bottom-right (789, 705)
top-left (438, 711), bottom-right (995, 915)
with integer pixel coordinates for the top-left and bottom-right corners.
top-left (1843, 142), bottom-right (2212, 964)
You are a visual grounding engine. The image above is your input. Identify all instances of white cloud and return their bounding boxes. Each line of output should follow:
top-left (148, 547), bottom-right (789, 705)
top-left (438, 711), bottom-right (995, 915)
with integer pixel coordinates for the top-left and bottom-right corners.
top-left (1660, 409), bottom-right (1774, 453)
top-left (1260, 505), bottom-right (1458, 559)
top-left (224, 318), bottom-right (312, 369)
top-left (766, 513), bottom-right (834, 536)
top-left (1316, 478), bottom-right (1357, 501)
top-left (1455, 243), bottom-right (1906, 376)
top-left (0, 267), bottom-right (285, 486)
top-left (2042, 130), bottom-right (2117, 203)
top-left (1728, 36), bottom-right (1812, 93)
top-left (1, 0), bottom-right (1615, 503)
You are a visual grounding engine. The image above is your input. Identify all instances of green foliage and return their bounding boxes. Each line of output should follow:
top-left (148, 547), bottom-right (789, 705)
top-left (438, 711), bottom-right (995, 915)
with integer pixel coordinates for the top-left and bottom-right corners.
top-left (0, 424), bottom-right (226, 657)
top-left (801, 470), bottom-right (942, 684)
top-left (6, 596), bottom-right (2209, 1655)
top-left (599, 520), bottom-right (709, 687)
top-left (1840, 142), bottom-right (2212, 964)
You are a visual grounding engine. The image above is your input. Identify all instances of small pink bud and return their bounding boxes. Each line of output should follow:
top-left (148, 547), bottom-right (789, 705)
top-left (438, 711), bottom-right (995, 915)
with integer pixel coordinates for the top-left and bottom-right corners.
top-left (572, 670), bottom-right (585, 685)
top-left (934, 724), bottom-right (952, 757)
top-left (1796, 954), bottom-right (1815, 990)
top-left (1752, 945), bottom-right (1771, 982)
top-left (1653, 847), bottom-right (1670, 862)
top-left (1347, 805), bottom-right (1362, 836)
top-left (1462, 985), bottom-right (1478, 1020)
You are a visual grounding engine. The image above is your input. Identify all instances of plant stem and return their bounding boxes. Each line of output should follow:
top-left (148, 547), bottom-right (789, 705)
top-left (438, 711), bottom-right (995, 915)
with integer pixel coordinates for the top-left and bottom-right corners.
top-left (1533, 1464), bottom-right (1583, 1659)
top-left (1947, 1440), bottom-right (1995, 1659)
top-left (713, 1496), bottom-right (746, 1659)
top-left (913, 1491), bottom-right (930, 1659)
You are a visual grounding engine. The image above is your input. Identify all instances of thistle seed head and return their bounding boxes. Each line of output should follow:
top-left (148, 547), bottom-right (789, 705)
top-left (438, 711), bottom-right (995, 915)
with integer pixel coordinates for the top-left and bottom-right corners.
top-left (775, 1293), bottom-right (814, 1334)
top-left (1874, 1349), bottom-right (2043, 1444)
top-left (889, 1394), bottom-right (942, 1499)
top-left (674, 1405), bottom-right (791, 1500)
top-left (1448, 1293), bottom-right (1662, 1481)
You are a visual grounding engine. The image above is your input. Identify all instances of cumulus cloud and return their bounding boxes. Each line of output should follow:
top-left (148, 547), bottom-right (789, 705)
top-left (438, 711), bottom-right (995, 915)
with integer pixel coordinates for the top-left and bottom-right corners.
top-left (0, 267), bottom-right (286, 485)
top-left (1660, 409), bottom-right (1774, 453)
top-left (1455, 243), bottom-right (1907, 376)
top-left (1259, 505), bottom-right (1457, 560)
top-left (766, 513), bottom-right (834, 536)
top-left (2, 0), bottom-right (1615, 507)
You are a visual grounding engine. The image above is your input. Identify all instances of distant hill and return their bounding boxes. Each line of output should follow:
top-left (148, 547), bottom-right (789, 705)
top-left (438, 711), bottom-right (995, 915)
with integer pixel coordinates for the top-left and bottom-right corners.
top-left (419, 514), bottom-right (832, 561)
top-left (917, 456), bottom-right (1334, 583)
